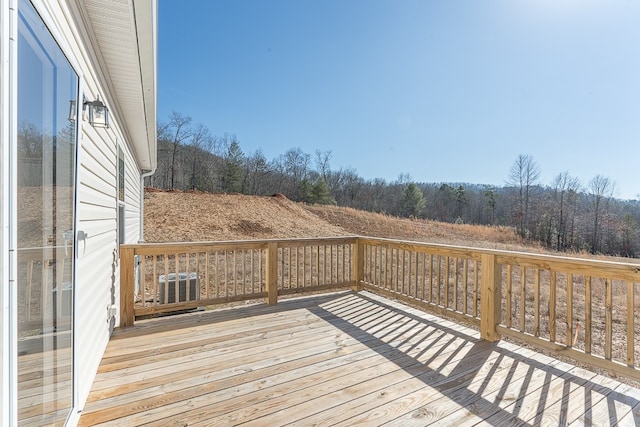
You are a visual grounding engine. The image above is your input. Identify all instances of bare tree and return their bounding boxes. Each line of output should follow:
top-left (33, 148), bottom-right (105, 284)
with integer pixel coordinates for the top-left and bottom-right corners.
top-left (507, 154), bottom-right (541, 238)
top-left (282, 147), bottom-right (311, 200)
top-left (159, 111), bottom-right (192, 190)
top-left (314, 149), bottom-right (332, 183)
top-left (188, 124), bottom-right (212, 190)
top-left (337, 167), bottom-right (365, 207)
top-left (588, 174), bottom-right (615, 253)
top-left (551, 171), bottom-right (581, 250)
top-left (243, 149), bottom-right (270, 195)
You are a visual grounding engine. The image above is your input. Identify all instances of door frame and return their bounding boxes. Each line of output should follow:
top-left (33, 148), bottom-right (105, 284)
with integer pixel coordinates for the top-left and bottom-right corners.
top-left (8, 0), bottom-right (83, 424)
top-left (1, 0), bottom-right (18, 425)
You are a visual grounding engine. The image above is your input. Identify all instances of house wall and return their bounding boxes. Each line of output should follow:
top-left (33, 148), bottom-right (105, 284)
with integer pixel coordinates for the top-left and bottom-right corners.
top-left (75, 125), bottom-right (142, 407)
top-left (0, 0), bottom-right (148, 424)
top-left (123, 142), bottom-right (143, 242)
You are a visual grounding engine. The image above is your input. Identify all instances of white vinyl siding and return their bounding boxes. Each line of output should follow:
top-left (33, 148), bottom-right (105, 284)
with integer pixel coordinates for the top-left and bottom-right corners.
top-left (76, 119), bottom-right (142, 406)
top-left (124, 145), bottom-right (142, 242)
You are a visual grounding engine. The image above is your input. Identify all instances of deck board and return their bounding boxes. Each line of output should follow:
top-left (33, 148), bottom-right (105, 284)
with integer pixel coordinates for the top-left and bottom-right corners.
top-left (79, 291), bottom-right (640, 426)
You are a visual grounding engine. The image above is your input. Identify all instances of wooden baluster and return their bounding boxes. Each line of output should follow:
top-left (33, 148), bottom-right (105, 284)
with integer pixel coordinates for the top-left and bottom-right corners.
top-left (315, 245), bottom-right (321, 286)
top-left (534, 268), bottom-right (540, 337)
top-left (282, 248), bottom-right (286, 290)
top-left (414, 252), bottom-right (419, 299)
top-left (605, 278), bottom-right (612, 360)
top-left (185, 252), bottom-right (191, 301)
top-left (303, 246), bottom-right (307, 288)
top-left (147, 255), bottom-right (153, 308)
top-left (330, 244), bottom-right (334, 285)
top-left (391, 248), bottom-right (396, 293)
top-left (444, 256), bottom-right (450, 309)
top-left (627, 281), bottom-right (635, 366)
top-left (342, 244), bottom-right (346, 284)
top-left (505, 264), bottom-right (511, 329)
top-left (567, 273), bottom-right (573, 347)
top-left (372, 244), bottom-right (376, 288)
top-left (403, 250), bottom-right (407, 295)
top-left (213, 251), bottom-right (218, 298)
top-left (420, 253), bottom-right (426, 301)
top-left (242, 249), bottom-right (247, 295)
top-left (453, 258), bottom-right (458, 311)
top-left (384, 246), bottom-right (388, 291)
top-left (205, 250), bottom-right (210, 300)
top-left (260, 247), bottom-right (265, 292)
top-left (549, 271), bottom-right (556, 343)
top-left (520, 267), bottom-right (526, 333)
top-left (428, 254), bottom-right (433, 303)
top-left (250, 249), bottom-right (254, 294)
top-left (473, 260), bottom-right (479, 318)
top-left (174, 252), bottom-right (180, 302)
top-left (398, 249), bottom-right (402, 294)
top-left (225, 250), bottom-right (229, 300)
top-left (162, 254), bottom-right (168, 305)
top-left (436, 256), bottom-right (441, 306)
top-left (585, 276), bottom-right (592, 353)
top-left (233, 249), bottom-right (238, 296)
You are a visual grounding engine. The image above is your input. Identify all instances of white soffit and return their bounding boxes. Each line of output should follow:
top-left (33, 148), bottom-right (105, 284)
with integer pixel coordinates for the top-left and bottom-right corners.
top-left (82, 0), bottom-right (157, 171)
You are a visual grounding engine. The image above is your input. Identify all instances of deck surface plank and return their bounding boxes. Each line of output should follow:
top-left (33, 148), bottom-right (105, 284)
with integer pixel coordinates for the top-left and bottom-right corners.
top-left (79, 291), bottom-right (640, 427)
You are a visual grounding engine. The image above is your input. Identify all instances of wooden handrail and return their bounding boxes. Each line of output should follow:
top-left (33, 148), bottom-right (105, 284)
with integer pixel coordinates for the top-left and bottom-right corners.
top-left (119, 235), bottom-right (640, 381)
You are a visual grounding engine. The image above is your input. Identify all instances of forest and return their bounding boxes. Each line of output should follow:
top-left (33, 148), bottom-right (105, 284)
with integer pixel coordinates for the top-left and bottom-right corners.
top-left (148, 112), bottom-right (640, 258)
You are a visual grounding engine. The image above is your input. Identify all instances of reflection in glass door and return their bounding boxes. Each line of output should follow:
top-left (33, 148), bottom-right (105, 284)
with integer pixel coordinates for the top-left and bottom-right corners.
top-left (17, 0), bottom-right (78, 424)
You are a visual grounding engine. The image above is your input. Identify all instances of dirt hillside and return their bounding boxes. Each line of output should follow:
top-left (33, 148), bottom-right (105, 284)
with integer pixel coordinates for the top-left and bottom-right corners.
top-left (143, 189), bottom-right (534, 251)
top-left (143, 189), bottom-right (349, 242)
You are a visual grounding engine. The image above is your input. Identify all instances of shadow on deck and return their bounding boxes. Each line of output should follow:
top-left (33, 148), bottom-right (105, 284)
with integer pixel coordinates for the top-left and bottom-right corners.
top-left (80, 291), bottom-right (640, 426)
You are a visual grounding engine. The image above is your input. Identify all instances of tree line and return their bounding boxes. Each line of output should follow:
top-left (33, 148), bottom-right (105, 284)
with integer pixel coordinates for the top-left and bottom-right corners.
top-left (148, 112), bottom-right (640, 257)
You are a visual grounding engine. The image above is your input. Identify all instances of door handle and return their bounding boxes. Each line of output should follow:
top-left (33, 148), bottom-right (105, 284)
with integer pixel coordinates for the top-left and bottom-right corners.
top-left (63, 230), bottom-right (74, 256)
top-left (63, 230), bottom-right (88, 256)
top-left (77, 230), bottom-right (88, 256)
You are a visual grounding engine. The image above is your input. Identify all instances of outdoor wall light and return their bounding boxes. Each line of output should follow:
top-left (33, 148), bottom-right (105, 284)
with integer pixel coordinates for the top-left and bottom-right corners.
top-left (68, 100), bottom-right (77, 122)
top-left (84, 95), bottom-right (109, 128)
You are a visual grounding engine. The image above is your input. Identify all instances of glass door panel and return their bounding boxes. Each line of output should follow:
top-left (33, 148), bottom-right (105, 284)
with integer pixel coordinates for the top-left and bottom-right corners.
top-left (17, 0), bottom-right (78, 424)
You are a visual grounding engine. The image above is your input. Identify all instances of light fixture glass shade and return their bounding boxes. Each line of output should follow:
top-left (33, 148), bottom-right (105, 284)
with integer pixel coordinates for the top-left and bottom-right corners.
top-left (85, 96), bottom-right (109, 128)
top-left (68, 99), bottom-right (77, 122)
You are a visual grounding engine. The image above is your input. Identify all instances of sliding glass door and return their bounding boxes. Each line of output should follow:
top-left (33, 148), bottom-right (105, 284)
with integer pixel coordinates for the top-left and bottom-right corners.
top-left (16, 0), bottom-right (78, 424)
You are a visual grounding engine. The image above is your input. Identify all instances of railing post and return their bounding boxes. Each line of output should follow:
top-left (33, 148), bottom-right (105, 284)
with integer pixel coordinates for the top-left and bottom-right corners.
top-left (119, 246), bottom-right (135, 327)
top-left (480, 253), bottom-right (501, 342)
top-left (352, 238), bottom-right (364, 292)
top-left (266, 242), bottom-right (278, 305)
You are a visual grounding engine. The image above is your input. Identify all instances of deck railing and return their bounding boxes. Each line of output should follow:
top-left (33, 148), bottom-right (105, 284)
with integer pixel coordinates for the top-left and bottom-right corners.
top-left (119, 237), bottom-right (358, 322)
top-left (17, 246), bottom-right (71, 332)
top-left (120, 236), bottom-right (640, 381)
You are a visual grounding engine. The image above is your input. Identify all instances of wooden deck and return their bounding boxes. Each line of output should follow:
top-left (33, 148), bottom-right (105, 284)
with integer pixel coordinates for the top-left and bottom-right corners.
top-left (79, 291), bottom-right (640, 426)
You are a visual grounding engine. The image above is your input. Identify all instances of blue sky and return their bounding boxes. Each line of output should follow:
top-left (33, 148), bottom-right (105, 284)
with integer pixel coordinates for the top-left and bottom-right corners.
top-left (158, 1), bottom-right (640, 200)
